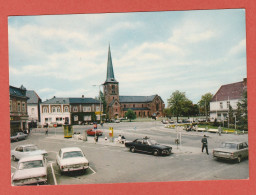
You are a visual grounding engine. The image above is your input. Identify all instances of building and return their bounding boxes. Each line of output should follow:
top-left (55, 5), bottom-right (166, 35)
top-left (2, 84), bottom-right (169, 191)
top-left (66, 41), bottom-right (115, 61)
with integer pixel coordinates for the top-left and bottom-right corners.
top-left (40, 96), bottom-right (102, 126)
top-left (10, 85), bottom-right (29, 134)
top-left (209, 78), bottom-right (247, 121)
top-left (26, 90), bottom-right (42, 123)
top-left (103, 45), bottom-right (165, 119)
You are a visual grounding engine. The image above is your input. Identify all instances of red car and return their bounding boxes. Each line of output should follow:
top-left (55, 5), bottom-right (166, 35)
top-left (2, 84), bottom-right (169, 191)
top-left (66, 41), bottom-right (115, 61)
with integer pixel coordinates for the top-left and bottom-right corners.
top-left (86, 129), bottom-right (103, 136)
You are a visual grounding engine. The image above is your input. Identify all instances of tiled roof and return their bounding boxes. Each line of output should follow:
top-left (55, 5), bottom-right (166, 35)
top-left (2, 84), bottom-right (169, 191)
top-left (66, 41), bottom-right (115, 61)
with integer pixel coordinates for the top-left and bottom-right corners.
top-left (211, 80), bottom-right (246, 102)
top-left (41, 97), bottom-right (100, 104)
top-left (69, 98), bottom-right (100, 104)
top-left (123, 107), bottom-right (150, 111)
top-left (41, 97), bottom-right (70, 104)
top-left (119, 95), bottom-right (156, 103)
top-left (9, 85), bottom-right (27, 98)
top-left (26, 90), bottom-right (41, 104)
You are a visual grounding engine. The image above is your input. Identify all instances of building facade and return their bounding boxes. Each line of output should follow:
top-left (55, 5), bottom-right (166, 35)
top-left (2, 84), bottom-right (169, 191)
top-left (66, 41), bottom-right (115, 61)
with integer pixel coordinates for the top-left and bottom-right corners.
top-left (103, 45), bottom-right (165, 119)
top-left (26, 90), bottom-right (42, 123)
top-left (10, 85), bottom-right (29, 134)
top-left (40, 96), bottom-right (102, 125)
top-left (209, 78), bottom-right (247, 121)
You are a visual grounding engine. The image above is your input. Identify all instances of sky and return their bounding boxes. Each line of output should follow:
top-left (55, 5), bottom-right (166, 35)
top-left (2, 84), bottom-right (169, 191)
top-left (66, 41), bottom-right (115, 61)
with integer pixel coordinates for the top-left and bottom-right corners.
top-left (8, 9), bottom-right (247, 105)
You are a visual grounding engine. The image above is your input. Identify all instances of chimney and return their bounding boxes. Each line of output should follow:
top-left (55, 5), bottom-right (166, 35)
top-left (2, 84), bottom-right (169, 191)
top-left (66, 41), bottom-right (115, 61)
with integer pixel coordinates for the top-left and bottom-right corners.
top-left (243, 78), bottom-right (247, 87)
top-left (82, 95), bottom-right (84, 98)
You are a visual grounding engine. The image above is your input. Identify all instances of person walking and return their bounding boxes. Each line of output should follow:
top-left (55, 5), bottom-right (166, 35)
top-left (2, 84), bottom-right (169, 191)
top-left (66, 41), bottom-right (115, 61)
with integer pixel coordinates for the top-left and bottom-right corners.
top-left (218, 126), bottom-right (222, 136)
top-left (45, 128), bottom-right (48, 136)
top-left (201, 135), bottom-right (209, 155)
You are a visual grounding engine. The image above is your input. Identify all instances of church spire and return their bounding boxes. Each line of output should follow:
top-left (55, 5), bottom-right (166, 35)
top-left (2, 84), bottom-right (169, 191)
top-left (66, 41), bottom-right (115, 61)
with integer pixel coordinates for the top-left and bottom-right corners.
top-left (105, 44), bottom-right (118, 83)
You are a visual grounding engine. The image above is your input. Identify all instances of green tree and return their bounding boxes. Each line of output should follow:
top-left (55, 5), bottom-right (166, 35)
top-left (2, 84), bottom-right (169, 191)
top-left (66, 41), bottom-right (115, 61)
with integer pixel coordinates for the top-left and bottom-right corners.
top-left (163, 108), bottom-right (172, 118)
top-left (167, 90), bottom-right (190, 121)
top-left (236, 89), bottom-right (247, 130)
top-left (198, 93), bottom-right (213, 120)
top-left (125, 109), bottom-right (136, 122)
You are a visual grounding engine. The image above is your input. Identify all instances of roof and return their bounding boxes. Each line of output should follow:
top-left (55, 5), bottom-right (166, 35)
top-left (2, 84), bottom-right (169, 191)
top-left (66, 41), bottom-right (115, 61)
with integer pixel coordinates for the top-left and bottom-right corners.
top-left (19, 155), bottom-right (44, 163)
top-left (26, 90), bottom-right (41, 104)
top-left (211, 80), bottom-right (246, 102)
top-left (9, 85), bottom-right (27, 98)
top-left (123, 107), bottom-right (150, 111)
top-left (16, 144), bottom-right (37, 148)
top-left (41, 97), bottom-right (100, 104)
top-left (119, 95), bottom-right (156, 103)
top-left (69, 98), bottom-right (100, 104)
top-left (104, 45), bottom-right (118, 83)
top-left (60, 147), bottom-right (82, 153)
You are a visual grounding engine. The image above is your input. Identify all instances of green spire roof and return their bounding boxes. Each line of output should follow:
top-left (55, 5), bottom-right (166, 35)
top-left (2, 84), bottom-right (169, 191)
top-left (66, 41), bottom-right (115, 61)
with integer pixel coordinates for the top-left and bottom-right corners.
top-left (105, 45), bottom-right (118, 83)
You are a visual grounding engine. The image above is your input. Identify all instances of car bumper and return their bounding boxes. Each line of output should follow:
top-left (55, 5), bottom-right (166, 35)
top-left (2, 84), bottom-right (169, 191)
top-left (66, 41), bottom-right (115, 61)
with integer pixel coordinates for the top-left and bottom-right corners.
top-left (13, 178), bottom-right (47, 186)
top-left (213, 153), bottom-right (236, 160)
top-left (61, 165), bottom-right (89, 172)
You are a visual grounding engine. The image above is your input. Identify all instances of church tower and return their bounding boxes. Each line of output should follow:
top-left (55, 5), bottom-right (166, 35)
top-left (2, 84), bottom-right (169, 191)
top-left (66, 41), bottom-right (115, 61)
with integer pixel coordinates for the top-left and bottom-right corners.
top-left (103, 45), bottom-right (120, 117)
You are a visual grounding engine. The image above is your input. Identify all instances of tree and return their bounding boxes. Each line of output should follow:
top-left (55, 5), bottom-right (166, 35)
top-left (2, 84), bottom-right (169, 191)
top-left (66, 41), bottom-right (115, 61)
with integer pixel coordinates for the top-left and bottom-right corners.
top-left (125, 109), bottom-right (136, 122)
top-left (198, 93), bottom-right (213, 120)
top-left (163, 108), bottom-right (172, 118)
top-left (236, 89), bottom-right (247, 130)
top-left (167, 90), bottom-right (190, 121)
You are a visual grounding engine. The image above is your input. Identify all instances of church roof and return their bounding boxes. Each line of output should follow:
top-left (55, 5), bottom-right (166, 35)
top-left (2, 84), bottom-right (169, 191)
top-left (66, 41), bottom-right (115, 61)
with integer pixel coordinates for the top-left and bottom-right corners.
top-left (26, 90), bottom-right (41, 104)
top-left (119, 95), bottom-right (156, 103)
top-left (211, 79), bottom-right (247, 102)
top-left (104, 45), bottom-right (118, 83)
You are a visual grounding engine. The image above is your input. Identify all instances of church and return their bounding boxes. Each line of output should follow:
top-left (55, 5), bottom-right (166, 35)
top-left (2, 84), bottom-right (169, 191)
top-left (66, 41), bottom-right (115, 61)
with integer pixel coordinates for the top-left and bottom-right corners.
top-left (103, 45), bottom-right (165, 119)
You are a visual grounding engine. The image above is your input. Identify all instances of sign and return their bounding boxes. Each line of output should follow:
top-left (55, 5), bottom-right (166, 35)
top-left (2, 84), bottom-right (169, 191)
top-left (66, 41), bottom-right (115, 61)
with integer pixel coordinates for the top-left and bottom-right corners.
top-left (109, 127), bottom-right (113, 137)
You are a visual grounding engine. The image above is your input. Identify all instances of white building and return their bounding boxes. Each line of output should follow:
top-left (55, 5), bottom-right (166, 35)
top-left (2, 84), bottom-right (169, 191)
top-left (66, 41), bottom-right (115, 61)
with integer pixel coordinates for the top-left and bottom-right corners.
top-left (210, 78), bottom-right (247, 121)
top-left (26, 90), bottom-right (41, 123)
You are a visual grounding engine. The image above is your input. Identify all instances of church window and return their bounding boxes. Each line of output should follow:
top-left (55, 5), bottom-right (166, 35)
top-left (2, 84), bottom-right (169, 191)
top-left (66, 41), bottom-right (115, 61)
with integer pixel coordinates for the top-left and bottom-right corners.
top-left (156, 104), bottom-right (159, 111)
top-left (112, 85), bottom-right (115, 94)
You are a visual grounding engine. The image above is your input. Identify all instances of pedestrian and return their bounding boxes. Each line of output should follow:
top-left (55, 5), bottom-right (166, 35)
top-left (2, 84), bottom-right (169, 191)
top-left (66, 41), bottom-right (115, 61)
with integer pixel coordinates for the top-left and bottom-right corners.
top-left (201, 135), bottom-right (209, 155)
top-left (218, 126), bottom-right (222, 136)
top-left (45, 128), bottom-right (48, 136)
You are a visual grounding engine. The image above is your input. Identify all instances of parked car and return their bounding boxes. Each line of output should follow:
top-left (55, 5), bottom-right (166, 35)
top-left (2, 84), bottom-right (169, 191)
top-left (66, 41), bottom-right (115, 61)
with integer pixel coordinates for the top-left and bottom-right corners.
top-left (161, 120), bottom-right (169, 124)
top-left (56, 147), bottom-right (89, 174)
top-left (10, 132), bottom-right (28, 142)
top-left (212, 141), bottom-right (248, 163)
top-left (11, 144), bottom-right (47, 161)
top-left (12, 155), bottom-right (47, 186)
top-left (86, 129), bottom-right (103, 136)
top-left (125, 137), bottom-right (172, 156)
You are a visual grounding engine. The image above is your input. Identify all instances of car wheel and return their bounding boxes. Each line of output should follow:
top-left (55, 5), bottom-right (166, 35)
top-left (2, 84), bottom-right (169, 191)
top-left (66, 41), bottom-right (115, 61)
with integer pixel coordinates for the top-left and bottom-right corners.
top-left (153, 150), bottom-right (159, 156)
top-left (237, 156), bottom-right (242, 163)
top-left (130, 147), bottom-right (135, 153)
top-left (12, 155), bottom-right (17, 161)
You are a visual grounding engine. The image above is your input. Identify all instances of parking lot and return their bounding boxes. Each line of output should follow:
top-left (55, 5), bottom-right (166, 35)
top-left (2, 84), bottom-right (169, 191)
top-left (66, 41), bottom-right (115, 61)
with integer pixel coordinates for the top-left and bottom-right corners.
top-left (10, 121), bottom-right (249, 185)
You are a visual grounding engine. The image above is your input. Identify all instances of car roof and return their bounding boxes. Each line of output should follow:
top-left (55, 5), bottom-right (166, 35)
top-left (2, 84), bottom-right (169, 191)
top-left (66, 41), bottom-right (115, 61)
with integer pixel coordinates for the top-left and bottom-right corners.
top-left (61, 147), bottom-right (82, 153)
top-left (16, 144), bottom-right (37, 148)
top-left (222, 141), bottom-right (247, 144)
top-left (19, 155), bottom-right (44, 162)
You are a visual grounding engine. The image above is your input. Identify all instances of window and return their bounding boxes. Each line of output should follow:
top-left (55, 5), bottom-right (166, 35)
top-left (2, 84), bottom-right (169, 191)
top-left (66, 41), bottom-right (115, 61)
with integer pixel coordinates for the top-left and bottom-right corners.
top-left (96, 106), bottom-right (100, 112)
top-left (83, 106), bottom-right (91, 112)
top-left (124, 105), bottom-right (126, 108)
top-left (57, 106), bottom-right (61, 112)
top-left (73, 106), bottom-right (78, 112)
top-left (84, 115), bottom-right (91, 121)
top-left (142, 104), bottom-right (143, 107)
top-left (31, 108), bottom-right (35, 114)
top-left (156, 103), bottom-right (159, 111)
top-left (74, 115), bottom-right (78, 121)
top-left (227, 101), bottom-right (230, 108)
top-left (220, 102), bottom-right (223, 109)
top-left (133, 104), bottom-right (135, 108)
top-left (43, 107), bottom-right (48, 113)
top-left (45, 118), bottom-right (48, 122)
top-left (112, 85), bottom-right (115, 94)
top-left (52, 106), bottom-right (56, 113)
top-left (64, 106), bottom-right (69, 112)
top-left (17, 102), bottom-right (21, 112)
top-left (10, 100), bottom-right (12, 112)
top-left (22, 102), bottom-right (25, 112)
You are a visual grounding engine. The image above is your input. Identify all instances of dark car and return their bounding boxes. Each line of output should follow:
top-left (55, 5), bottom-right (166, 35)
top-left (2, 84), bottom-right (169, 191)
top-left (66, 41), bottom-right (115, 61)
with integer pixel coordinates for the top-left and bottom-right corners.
top-left (86, 129), bottom-right (103, 136)
top-left (11, 132), bottom-right (28, 142)
top-left (125, 137), bottom-right (172, 156)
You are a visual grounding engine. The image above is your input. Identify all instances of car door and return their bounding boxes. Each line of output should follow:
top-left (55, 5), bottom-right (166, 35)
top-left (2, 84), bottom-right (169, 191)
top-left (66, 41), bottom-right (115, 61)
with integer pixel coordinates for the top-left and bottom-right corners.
top-left (142, 140), bottom-right (152, 153)
top-left (135, 139), bottom-right (144, 151)
top-left (56, 149), bottom-right (62, 167)
top-left (14, 146), bottom-right (24, 159)
top-left (242, 142), bottom-right (249, 158)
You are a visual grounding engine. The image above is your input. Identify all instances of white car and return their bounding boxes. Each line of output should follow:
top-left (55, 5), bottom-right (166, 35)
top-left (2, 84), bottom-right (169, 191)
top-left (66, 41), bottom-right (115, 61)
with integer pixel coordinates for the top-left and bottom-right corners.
top-left (12, 155), bottom-right (47, 186)
top-left (11, 144), bottom-right (47, 161)
top-left (56, 147), bottom-right (89, 173)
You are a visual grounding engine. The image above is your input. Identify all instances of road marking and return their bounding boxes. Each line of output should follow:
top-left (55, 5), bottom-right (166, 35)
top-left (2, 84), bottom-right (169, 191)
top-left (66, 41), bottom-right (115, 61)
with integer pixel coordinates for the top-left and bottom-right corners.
top-left (50, 162), bottom-right (58, 185)
top-left (89, 166), bottom-right (96, 175)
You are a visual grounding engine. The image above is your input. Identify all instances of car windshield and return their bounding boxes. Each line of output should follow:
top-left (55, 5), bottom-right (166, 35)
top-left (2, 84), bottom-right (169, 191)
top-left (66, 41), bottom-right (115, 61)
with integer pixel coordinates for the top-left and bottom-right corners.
top-left (221, 143), bottom-right (237, 149)
top-left (63, 151), bottom-right (83, 159)
top-left (148, 139), bottom-right (158, 145)
top-left (24, 146), bottom-right (38, 152)
top-left (19, 160), bottom-right (43, 170)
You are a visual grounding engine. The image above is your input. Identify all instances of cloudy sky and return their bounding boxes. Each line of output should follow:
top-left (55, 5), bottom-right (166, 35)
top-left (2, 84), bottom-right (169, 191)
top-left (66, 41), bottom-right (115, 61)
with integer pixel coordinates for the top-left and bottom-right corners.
top-left (8, 9), bottom-right (246, 104)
